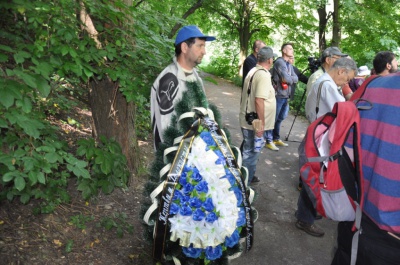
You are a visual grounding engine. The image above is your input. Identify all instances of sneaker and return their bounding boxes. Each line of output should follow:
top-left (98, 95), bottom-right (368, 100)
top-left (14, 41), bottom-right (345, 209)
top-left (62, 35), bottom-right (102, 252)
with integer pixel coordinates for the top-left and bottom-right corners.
top-left (295, 220), bottom-right (325, 237)
top-left (273, 139), bottom-right (288, 147)
top-left (251, 176), bottom-right (261, 183)
top-left (265, 142), bottom-right (279, 151)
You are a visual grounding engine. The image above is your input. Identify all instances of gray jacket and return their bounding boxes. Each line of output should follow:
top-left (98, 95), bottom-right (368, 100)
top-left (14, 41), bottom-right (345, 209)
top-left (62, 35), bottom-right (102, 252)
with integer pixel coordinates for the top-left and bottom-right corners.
top-left (272, 57), bottom-right (298, 98)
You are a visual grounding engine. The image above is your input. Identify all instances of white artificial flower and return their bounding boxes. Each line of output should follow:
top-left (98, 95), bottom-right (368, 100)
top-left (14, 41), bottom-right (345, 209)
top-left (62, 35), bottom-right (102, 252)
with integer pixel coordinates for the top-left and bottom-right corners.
top-left (168, 132), bottom-right (241, 250)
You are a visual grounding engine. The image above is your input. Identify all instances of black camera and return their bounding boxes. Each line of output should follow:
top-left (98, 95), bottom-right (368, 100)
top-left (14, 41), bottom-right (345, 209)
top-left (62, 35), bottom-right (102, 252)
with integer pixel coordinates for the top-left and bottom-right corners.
top-left (308, 57), bottom-right (321, 73)
top-left (245, 112), bottom-right (258, 125)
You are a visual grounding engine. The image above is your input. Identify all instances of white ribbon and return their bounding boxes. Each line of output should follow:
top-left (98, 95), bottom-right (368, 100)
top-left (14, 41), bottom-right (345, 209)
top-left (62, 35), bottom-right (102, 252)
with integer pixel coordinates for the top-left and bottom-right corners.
top-left (172, 256), bottom-right (181, 265)
top-left (242, 166), bottom-right (249, 186)
top-left (143, 181), bottom-right (166, 225)
top-left (178, 112), bottom-right (195, 123)
top-left (232, 146), bottom-right (242, 168)
top-left (173, 136), bottom-right (184, 146)
top-left (163, 146), bottom-right (178, 164)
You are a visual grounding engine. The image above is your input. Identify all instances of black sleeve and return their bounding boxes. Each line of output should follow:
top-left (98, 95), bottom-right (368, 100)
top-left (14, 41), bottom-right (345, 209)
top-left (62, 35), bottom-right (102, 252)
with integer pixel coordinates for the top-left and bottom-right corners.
top-left (293, 66), bottom-right (309, 84)
top-left (242, 56), bottom-right (256, 86)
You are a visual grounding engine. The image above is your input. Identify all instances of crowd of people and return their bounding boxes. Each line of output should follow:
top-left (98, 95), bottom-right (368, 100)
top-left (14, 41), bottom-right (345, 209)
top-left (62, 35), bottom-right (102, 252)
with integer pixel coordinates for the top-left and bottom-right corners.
top-left (150, 24), bottom-right (400, 265)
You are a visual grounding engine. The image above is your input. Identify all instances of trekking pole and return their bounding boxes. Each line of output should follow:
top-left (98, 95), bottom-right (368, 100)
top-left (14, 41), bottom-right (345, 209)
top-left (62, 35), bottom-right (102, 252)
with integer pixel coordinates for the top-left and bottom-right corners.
top-left (285, 67), bottom-right (311, 142)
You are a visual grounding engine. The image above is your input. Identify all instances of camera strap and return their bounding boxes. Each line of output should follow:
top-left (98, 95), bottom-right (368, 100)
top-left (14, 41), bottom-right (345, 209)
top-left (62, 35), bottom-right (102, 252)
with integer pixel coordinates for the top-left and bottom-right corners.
top-left (245, 69), bottom-right (267, 114)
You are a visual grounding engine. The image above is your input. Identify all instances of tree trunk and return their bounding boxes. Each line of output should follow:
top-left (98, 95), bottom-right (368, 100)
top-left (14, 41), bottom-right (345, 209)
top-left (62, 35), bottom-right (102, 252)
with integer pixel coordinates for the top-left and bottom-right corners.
top-left (238, 1), bottom-right (252, 76)
top-left (238, 28), bottom-right (250, 76)
top-left (317, 5), bottom-right (328, 53)
top-left (89, 77), bottom-right (139, 178)
top-left (332, 0), bottom-right (341, 47)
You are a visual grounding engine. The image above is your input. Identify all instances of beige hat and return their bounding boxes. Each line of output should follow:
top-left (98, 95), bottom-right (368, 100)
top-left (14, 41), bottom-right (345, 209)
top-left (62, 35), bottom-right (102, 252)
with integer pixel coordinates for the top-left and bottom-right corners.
top-left (357, 65), bottom-right (369, 76)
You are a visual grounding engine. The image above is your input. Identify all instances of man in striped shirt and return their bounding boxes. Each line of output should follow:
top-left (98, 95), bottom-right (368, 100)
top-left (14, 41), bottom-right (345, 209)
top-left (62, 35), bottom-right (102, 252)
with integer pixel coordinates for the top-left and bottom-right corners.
top-left (332, 73), bottom-right (400, 265)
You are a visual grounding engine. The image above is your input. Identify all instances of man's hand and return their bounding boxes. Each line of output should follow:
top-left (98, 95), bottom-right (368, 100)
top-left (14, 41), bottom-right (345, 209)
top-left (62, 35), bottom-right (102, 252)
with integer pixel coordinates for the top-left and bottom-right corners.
top-left (255, 129), bottom-right (263, 138)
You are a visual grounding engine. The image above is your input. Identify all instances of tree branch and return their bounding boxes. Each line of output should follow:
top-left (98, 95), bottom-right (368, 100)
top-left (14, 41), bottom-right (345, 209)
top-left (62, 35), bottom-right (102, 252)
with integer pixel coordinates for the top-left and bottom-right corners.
top-left (79, 1), bottom-right (102, 49)
top-left (134, 0), bottom-right (145, 8)
top-left (168, 0), bottom-right (204, 39)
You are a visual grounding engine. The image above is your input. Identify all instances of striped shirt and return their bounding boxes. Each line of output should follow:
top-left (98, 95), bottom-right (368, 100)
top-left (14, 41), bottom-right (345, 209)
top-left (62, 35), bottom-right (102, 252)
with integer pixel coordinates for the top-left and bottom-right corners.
top-left (359, 72), bottom-right (400, 234)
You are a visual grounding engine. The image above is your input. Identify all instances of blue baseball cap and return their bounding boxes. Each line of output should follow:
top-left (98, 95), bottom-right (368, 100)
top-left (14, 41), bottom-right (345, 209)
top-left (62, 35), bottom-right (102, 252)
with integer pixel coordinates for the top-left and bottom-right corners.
top-left (174, 25), bottom-right (216, 46)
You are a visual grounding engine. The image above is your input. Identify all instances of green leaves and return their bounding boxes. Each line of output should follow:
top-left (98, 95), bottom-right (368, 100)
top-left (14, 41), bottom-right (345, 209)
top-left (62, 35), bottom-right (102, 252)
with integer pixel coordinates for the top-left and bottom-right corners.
top-left (0, 79), bottom-right (22, 109)
top-left (65, 156), bottom-right (90, 179)
top-left (13, 50), bottom-right (31, 64)
top-left (75, 137), bottom-right (129, 198)
top-left (14, 176), bottom-right (26, 191)
top-left (0, 0), bottom-right (147, 210)
top-left (0, 132), bottom-right (74, 206)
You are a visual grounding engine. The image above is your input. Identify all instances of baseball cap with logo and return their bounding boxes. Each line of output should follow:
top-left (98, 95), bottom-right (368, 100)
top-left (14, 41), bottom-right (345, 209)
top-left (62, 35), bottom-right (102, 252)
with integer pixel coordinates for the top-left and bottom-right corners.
top-left (321, 47), bottom-right (348, 61)
top-left (175, 25), bottom-right (216, 46)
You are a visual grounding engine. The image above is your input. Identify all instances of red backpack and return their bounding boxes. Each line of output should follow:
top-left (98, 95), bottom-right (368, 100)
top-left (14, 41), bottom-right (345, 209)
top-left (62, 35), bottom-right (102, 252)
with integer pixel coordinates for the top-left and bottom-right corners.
top-left (298, 75), bottom-right (379, 222)
top-left (298, 75), bottom-right (379, 265)
top-left (299, 101), bottom-right (364, 222)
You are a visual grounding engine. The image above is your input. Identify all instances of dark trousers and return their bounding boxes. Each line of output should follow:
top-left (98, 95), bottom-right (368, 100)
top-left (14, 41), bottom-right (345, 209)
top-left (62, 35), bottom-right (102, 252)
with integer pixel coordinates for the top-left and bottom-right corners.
top-left (332, 214), bottom-right (400, 265)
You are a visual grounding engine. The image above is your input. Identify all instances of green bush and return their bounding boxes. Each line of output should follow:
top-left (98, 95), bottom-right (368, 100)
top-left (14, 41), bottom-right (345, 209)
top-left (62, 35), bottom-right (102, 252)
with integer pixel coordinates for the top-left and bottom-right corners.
top-left (0, 0), bottom-right (175, 211)
top-left (290, 83), bottom-right (307, 117)
top-left (200, 49), bottom-right (240, 82)
top-left (76, 136), bottom-right (130, 200)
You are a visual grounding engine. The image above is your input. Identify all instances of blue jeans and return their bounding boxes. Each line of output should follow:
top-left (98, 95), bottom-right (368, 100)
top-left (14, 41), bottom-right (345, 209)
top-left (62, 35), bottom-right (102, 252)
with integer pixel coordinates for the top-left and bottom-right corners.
top-left (295, 186), bottom-right (316, 224)
top-left (264, 130), bottom-right (273, 143)
top-left (273, 97), bottom-right (289, 140)
top-left (241, 128), bottom-right (261, 185)
top-left (264, 97), bottom-right (289, 142)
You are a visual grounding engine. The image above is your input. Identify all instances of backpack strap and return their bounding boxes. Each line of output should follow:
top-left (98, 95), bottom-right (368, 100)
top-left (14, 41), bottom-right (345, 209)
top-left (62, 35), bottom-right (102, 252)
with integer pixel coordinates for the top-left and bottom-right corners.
top-left (350, 75), bottom-right (381, 101)
top-left (351, 202), bottom-right (362, 265)
top-left (315, 80), bottom-right (328, 118)
top-left (350, 75), bottom-right (380, 112)
top-left (245, 69), bottom-right (267, 114)
top-left (271, 58), bottom-right (284, 91)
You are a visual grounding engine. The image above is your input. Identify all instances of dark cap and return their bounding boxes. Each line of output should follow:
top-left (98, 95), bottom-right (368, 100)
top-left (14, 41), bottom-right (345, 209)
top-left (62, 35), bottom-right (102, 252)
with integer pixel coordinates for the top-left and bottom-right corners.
top-left (321, 47), bottom-right (348, 61)
top-left (175, 25), bottom-right (216, 46)
top-left (257, 47), bottom-right (274, 61)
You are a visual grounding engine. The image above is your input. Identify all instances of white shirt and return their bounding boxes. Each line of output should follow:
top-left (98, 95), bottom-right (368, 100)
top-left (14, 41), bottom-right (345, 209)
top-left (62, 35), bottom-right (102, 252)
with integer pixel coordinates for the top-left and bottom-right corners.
top-left (305, 72), bottom-right (345, 123)
top-left (150, 57), bottom-right (205, 149)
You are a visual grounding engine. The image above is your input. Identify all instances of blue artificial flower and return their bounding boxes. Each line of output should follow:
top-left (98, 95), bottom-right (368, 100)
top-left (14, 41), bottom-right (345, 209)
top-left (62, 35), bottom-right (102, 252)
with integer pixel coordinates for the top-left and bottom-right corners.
top-left (225, 229), bottom-right (240, 248)
top-left (180, 205), bottom-right (193, 216)
top-left (182, 165), bottom-right (192, 173)
top-left (189, 197), bottom-right (202, 208)
top-left (181, 195), bottom-right (190, 204)
top-left (182, 245), bottom-right (203, 259)
top-left (205, 212), bottom-right (218, 223)
top-left (205, 245), bottom-right (223, 260)
top-left (193, 208), bottom-right (206, 221)
top-left (203, 197), bottom-right (214, 212)
top-left (184, 183), bottom-right (194, 195)
top-left (169, 202), bottom-right (180, 215)
top-left (191, 167), bottom-right (202, 182)
top-left (172, 190), bottom-right (183, 201)
top-left (231, 186), bottom-right (243, 206)
top-left (237, 207), bottom-right (246, 227)
top-left (221, 168), bottom-right (237, 186)
top-left (214, 150), bottom-right (226, 166)
top-left (195, 180), bottom-right (208, 193)
top-left (179, 172), bottom-right (188, 186)
top-left (200, 131), bottom-right (216, 149)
